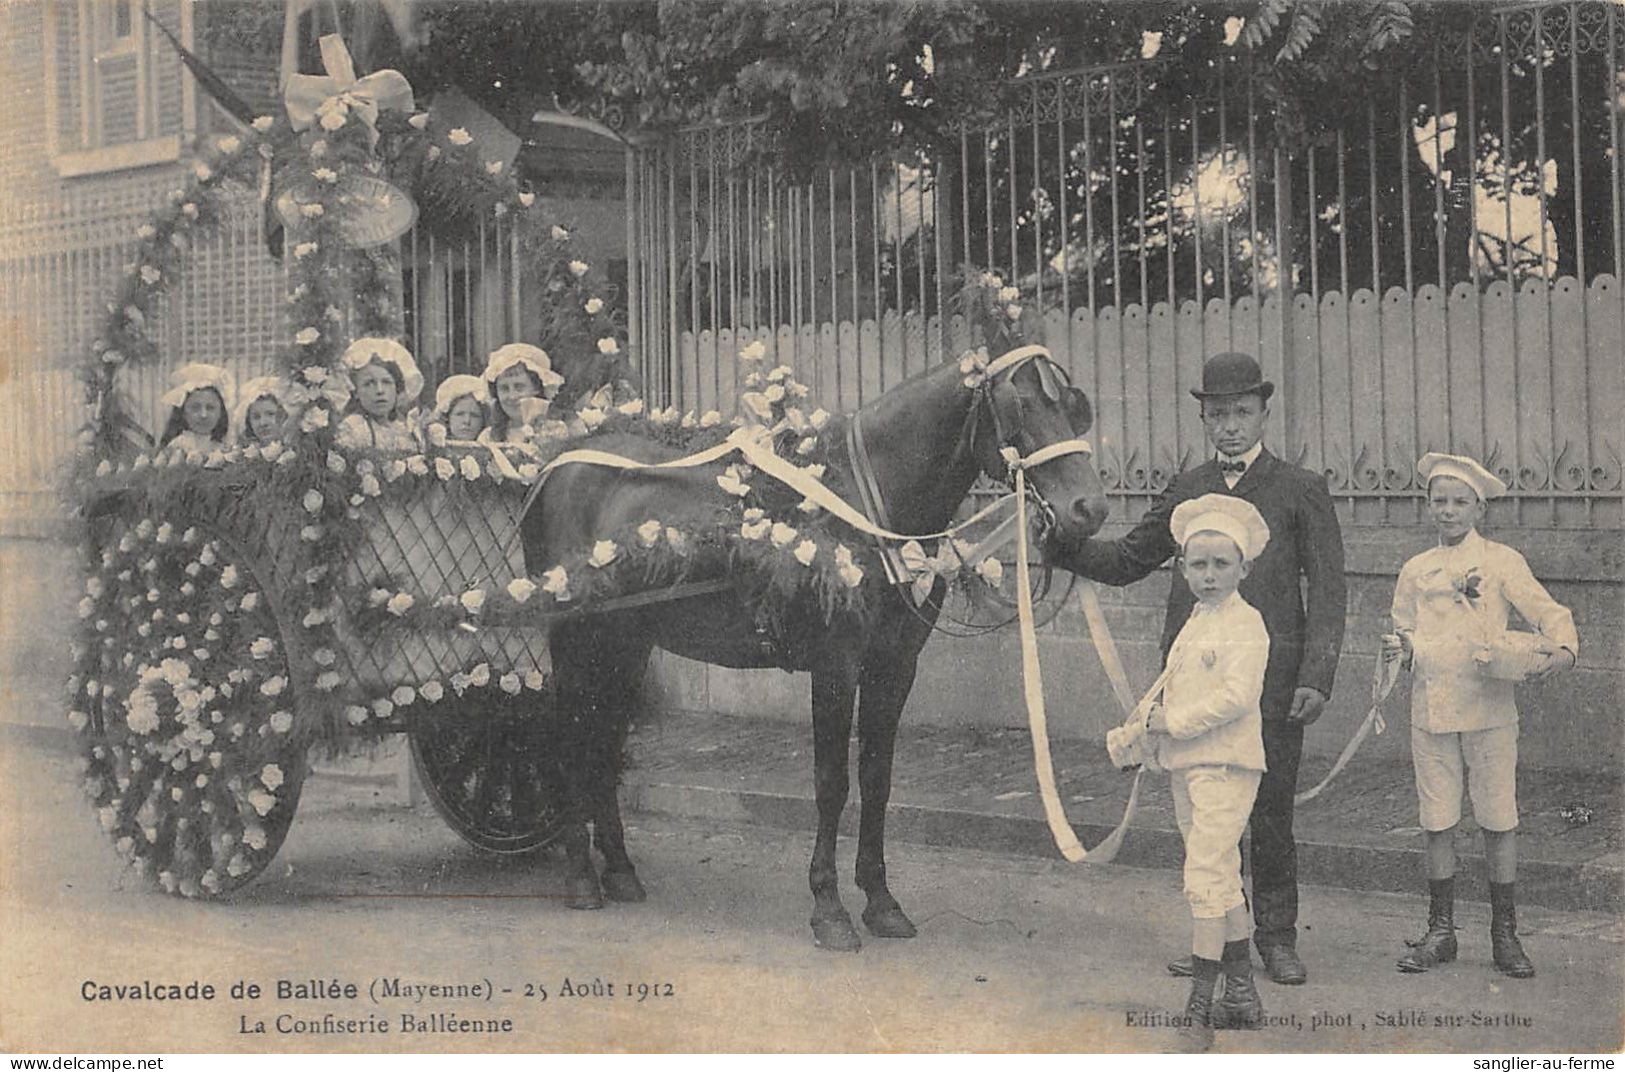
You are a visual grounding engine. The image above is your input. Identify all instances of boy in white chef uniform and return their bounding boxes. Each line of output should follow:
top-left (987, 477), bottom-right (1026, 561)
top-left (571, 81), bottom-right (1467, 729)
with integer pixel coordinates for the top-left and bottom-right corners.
top-left (1143, 493), bottom-right (1273, 1052)
top-left (1383, 453), bottom-right (1578, 978)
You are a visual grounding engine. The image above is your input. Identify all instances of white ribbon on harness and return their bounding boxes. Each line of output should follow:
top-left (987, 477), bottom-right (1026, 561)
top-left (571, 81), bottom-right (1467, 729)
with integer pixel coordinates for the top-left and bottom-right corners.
top-left (1000, 440), bottom-right (1163, 865)
top-left (1294, 649), bottom-right (1400, 805)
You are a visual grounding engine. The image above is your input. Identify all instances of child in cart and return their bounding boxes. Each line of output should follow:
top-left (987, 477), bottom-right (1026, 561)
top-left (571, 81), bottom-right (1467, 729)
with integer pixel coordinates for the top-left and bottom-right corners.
top-left (158, 363), bottom-right (234, 456)
top-left (1112, 492), bottom-right (1272, 1053)
top-left (234, 376), bottom-right (291, 447)
top-left (429, 374), bottom-right (491, 444)
top-left (479, 343), bottom-right (564, 449)
top-left (335, 337), bottom-right (423, 451)
top-left (1382, 453), bottom-right (1578, 979)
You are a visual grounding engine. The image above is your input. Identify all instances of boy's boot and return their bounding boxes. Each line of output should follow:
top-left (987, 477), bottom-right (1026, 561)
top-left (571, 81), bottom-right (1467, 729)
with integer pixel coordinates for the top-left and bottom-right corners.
top-left (1490, 882), bottom-right (1536, 978)
top-left (1171, 956), bottom-right (1221, 1053)
top-left (1212, 939), bottom-right (1264, 1029)
top-left (1397, 877), bottom-right (1457, 972)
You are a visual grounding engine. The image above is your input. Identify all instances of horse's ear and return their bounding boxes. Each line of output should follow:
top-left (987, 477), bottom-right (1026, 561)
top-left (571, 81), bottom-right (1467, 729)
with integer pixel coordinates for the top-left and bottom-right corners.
top-left (1064, 386), bottom-right (1093, 436)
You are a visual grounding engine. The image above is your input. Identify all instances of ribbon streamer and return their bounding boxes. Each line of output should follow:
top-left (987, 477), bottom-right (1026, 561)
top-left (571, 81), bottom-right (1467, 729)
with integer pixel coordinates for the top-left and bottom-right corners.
top-left (1294, 650), bottom-right (1401, 805)
top-left (284, 34), bottom-right (414, 150)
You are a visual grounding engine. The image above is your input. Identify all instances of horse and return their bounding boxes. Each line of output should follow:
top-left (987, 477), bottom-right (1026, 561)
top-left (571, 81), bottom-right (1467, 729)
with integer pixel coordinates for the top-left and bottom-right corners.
top-left (520, 346), bottom-right (1109, 951)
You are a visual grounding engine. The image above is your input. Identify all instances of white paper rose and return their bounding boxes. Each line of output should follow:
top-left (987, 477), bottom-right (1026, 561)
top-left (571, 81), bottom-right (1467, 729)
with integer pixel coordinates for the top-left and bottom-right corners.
top-left (387, 592), bottom-right (415, 616)
top-left (420, 680), bottom-right (445, 703)
top-left (435, 458), bottom-right (455, 481)
top-left (448, 127), bottom-right (473, 146)
top-left (587, 540), bottom-right (619, 568)
top-left (541, 566), bottom-right (571, 601)
top-left (506, 577), bottom-right (538, 604)
top-left (392, 686), bottom-right (417, 707)
top-left (460, 589), bottom-right (487, 614)
top-left (794, 540), bottom-right (819, 566)
top-left (770, 522), bottom-right (799, 548)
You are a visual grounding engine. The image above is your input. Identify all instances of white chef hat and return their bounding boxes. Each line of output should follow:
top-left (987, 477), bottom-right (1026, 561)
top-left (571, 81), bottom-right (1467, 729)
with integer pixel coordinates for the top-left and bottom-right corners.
top-left (339, 337), bottom-right (424, 406)
top-left (1417, 451), bottom-right (1507, 502)
top-left (433, 374), bottom-right (491, 417)
top-left (1170, 493), bottom-right (1271, 562)
top-left (161, 363), bottom-right (236, 413)
top-left (482, 343), bottom-right (564, 397)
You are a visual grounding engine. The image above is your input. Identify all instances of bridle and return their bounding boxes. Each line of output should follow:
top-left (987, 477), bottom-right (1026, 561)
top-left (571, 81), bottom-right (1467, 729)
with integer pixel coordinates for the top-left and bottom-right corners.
top-left (951, 344), bottom-right (1092, 550)
top-left (905, 344), bottom-right (1092, 636)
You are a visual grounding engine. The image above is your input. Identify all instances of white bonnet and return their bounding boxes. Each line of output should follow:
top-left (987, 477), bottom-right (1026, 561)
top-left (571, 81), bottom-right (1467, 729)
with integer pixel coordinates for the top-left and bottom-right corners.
top-left (433, 374), bottom-right (492, 416)
top-left (161, 363), bottom-right (236, 414)
top-left (482, 343), bottom-right (564, 396)
top-left (1417, 452), bottom-right (1507, 502)
top-left (1170, 492), bottom-right (1271, 562)
top-left (339, 337), bottom-right (424, 406)
top-left (232, 376), bottom-right (289, 433)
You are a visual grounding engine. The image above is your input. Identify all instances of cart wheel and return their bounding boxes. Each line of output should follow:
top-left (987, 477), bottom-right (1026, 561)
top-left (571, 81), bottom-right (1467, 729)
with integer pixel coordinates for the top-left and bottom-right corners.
top-left (407, 687), bottom-right (570, 854)
top-left (72, 513), bottom-right (310, 898)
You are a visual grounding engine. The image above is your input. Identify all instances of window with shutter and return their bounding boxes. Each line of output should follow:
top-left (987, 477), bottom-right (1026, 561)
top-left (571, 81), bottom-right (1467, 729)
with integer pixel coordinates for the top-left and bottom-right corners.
top-left (51, 0), bottom-right (188, 175)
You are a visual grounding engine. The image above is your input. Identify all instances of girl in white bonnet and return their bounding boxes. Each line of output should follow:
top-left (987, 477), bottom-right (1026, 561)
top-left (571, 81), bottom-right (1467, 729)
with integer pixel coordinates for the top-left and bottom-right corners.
top-left (479, 343), bottom-right (564, 448)
top-left (335, 337), bottom-right (424, 451)
top-left (159, 363), bottom-right (234, 455)
top-left (233, 376), bottom-right (291, 447)
top-left (429, 374), bottom-right (491, 444)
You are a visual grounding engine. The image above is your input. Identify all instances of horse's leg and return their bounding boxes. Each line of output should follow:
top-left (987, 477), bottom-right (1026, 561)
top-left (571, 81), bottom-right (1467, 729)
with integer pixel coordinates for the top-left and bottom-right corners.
top-left (854, 655), bottom-right (919, 939)
top-left (593, 644), bottom-right (652, 903)
top-left (551, 623), bottom-right (605, 910)
top-left (809, 662), bottom-right (862, 952)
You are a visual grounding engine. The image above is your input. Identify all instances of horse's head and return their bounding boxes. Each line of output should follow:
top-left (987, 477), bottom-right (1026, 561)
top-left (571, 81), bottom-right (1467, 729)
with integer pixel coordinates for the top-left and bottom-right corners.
top-left (967, 346), bottom-right (1109, 544)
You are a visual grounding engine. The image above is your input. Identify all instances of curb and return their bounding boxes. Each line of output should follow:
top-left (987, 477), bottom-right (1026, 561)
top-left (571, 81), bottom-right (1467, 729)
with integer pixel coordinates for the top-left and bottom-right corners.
top-left (12, 722), bottom-right (1617, 915)
top-left (621, 778), bottom-right (1625, 916)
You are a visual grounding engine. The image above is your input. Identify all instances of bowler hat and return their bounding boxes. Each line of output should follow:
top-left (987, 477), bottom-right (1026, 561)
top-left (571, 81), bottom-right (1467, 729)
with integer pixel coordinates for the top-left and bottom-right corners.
top-left (1191, 352), bottom-right (1275, 401)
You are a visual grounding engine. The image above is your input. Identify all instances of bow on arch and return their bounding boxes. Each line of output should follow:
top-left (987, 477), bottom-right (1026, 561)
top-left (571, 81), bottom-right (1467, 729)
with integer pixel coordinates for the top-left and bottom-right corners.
top-left (284, 34), bottom-right (414, 150)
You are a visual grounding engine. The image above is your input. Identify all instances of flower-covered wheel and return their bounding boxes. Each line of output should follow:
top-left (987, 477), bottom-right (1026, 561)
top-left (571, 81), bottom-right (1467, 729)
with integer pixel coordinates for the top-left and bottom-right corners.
top-left (71, 509), bottom-right (309, 897)
top-left (405, 686), bottom-right (570, 854)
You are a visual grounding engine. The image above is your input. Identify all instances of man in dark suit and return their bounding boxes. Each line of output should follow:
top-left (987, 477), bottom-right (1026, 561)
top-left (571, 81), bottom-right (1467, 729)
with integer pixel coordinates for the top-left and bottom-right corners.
top-left (1049, 352), bottom-right (1346, 985)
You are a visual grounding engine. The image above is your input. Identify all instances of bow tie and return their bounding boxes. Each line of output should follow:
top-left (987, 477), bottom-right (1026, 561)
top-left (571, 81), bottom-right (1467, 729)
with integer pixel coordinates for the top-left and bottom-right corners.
top-left (1218, 458), bottom-right (1248, 476)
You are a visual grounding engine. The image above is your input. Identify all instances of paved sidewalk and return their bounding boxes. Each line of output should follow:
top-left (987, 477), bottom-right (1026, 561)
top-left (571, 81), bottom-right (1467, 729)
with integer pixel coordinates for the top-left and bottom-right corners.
top-left (623, 709), bottom-right (1623, 914)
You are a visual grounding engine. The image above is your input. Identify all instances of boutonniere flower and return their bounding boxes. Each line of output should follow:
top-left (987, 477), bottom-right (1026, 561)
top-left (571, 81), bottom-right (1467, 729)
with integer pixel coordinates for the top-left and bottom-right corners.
top-left (1452, 568), bottom-right (1484, 606)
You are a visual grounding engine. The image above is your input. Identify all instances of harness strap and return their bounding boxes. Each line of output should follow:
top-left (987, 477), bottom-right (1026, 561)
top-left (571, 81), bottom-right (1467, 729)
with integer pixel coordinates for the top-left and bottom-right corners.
top-left (846, 412), bottom-right (911, 587)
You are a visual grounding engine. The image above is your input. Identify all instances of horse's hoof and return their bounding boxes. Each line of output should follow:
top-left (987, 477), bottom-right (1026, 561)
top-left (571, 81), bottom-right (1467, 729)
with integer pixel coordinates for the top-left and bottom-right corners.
top-left (563, 875), bottom-right (604, 911)
top-left (811, 914), bottom-right (862, 952)
top-left (601, 868), bottom-right (647, 903)
top-left (862, 904), bottom-right (918, 939)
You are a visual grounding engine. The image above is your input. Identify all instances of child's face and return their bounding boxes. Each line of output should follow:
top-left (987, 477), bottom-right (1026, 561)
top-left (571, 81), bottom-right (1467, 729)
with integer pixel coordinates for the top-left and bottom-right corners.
top-left (446, 395), bottom-right (486, 440)
top-left (1427, 475), bottom-right (1484, 543)
top-left (1180, 531), bottom-right (1248, 604)
top-left (247, 397), bottom-right (286, 442)
top-left (494, 365), bottom-right (540, 419)
top-left (183, 389), bottom-right (224, 436)
top-left (354, 361), bottom-right (399, 419)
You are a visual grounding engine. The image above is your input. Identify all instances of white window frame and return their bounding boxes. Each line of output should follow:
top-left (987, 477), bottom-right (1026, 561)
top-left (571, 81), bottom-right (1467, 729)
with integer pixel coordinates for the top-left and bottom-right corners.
top-left (49, 0), bottom-right (196, 177)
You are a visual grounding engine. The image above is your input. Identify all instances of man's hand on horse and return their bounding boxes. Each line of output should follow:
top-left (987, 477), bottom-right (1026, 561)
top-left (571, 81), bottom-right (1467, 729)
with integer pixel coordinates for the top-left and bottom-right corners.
top-left (1286, 686), bottom-right (1328, 726)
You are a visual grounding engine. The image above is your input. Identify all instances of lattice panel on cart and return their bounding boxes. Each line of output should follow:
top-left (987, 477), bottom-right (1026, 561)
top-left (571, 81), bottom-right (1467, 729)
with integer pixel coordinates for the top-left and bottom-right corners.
top-left (338, 478), bottom-right (548, 689)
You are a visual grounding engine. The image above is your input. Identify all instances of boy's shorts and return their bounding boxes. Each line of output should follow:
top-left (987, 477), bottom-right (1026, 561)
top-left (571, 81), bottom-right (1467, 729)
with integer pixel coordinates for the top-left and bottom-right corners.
top-left (1411, 724), bottom-right (1519, 832)
top-left (1171, 765), bottom-right (1263, 918)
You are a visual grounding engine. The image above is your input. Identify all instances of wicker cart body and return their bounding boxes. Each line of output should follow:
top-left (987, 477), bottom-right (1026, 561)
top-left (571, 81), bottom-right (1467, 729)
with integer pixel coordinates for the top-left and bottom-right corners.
top-left (76, 453), bottom-right (575, 899)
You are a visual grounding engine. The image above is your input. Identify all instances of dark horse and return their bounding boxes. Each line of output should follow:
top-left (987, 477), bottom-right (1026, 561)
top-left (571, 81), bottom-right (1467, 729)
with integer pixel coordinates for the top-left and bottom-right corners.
top-left (520, 349), bottom-right (1108, 950)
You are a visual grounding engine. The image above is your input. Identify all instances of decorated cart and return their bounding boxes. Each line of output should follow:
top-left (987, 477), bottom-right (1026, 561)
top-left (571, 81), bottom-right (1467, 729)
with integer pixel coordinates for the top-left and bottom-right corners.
top-left (60, 37), bottom-right (1061, 902)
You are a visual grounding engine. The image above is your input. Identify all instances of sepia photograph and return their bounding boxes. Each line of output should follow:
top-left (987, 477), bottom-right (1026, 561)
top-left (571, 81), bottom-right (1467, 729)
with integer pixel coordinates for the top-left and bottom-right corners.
top-left (0, 0), bottom-right (1619, 1056)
